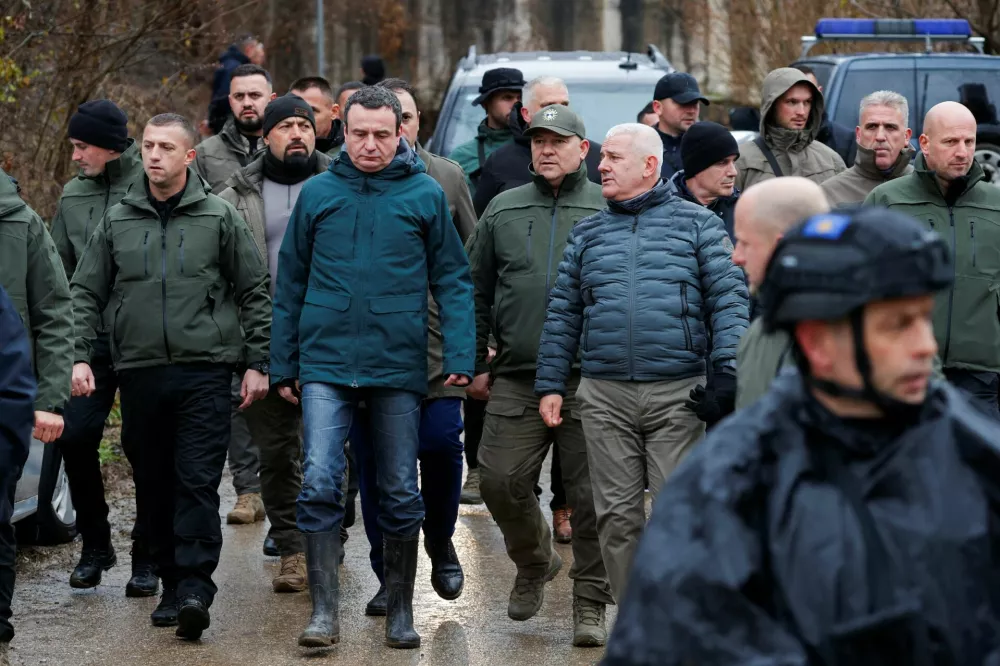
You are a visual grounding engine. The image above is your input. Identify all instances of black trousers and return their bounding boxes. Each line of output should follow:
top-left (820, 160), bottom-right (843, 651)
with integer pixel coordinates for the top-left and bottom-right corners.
top-left (119, 363), bottom-right (231, 604)
top-left (945, 368), bottom-right (1000, 418)
top-left (465, 396), bottom-right (566, 509)
top-left (0, 471), bottom-right (18, 643)
top-left (57, 335), bottom-right (145, 550)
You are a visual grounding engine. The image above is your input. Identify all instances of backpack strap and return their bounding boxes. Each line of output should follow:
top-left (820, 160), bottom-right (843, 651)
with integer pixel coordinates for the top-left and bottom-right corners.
top-left (754, 136), bottom-right (784, 178)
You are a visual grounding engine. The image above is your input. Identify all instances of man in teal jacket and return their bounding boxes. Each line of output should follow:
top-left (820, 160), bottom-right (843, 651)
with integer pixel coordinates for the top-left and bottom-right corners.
top-left (271, 86), bottom-right (474, 651)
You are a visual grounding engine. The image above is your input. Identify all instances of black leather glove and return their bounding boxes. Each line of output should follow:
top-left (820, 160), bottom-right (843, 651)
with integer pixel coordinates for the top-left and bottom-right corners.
top-left (684, 369), bottom-right (737, 425)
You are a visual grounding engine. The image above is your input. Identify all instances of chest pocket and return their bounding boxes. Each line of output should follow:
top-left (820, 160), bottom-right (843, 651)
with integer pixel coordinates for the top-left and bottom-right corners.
top-left (173, 219), bottom-right (221, 279)
top-left (970, 215), bottom-right (1000, 279)
top-left (110, 223), bottom-right (155, 282)
top-left (494, 215), bottom-right (542, 277)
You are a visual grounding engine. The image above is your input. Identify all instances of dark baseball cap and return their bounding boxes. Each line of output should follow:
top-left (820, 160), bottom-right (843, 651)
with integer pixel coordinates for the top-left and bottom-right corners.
top-left (654, 72), bottom-right (709, 105)
top-left (524, 104), bottom-right (586, 139)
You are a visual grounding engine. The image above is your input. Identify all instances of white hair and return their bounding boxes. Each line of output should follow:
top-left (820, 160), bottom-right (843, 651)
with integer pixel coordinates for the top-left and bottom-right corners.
top-left (859, 90), bottom-right (909, 127)
top-left (522, 76), bottom-right (567, 110)
top-left (605, 123), bottom-right (662, 164)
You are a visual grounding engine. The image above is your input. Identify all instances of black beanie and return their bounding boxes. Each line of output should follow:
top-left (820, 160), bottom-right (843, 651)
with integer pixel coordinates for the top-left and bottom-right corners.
top-left (68, 100), bottom-right (129, 152)
top-left (680, 121), bottom-right (740, 178)
top-left (263, 94), bottom-right (316, 137)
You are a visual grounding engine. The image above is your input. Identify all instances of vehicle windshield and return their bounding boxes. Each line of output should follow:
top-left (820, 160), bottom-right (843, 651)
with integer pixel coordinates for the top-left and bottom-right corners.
top-left (436, 82), bottom-right (658, 156)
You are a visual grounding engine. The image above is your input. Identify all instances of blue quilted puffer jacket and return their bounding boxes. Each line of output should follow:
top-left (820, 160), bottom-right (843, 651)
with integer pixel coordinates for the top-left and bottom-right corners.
top-left (535, 180), bottom-right (749, 396)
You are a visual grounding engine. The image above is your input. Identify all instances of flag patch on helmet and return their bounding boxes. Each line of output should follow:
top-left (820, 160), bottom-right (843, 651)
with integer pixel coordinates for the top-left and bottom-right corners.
top-left (802, 214), bottom-right (850, 239)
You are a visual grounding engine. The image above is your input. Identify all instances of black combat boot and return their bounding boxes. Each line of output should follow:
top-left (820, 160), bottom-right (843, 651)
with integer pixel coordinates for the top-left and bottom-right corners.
top-left (150, 584), bottom-right (178, 627)
top-left (175, 594), bottom-right (210, 640)
top-left (297, 531), bottom-right (340, 647)
top-left (125, 541), bottom-right (159, 597)
top-left (424, 537), bottom-right (464, 600)
top-left (383, 536), bottom-right (420, 649)
top-left (69, 542), bottom-right (116, 589)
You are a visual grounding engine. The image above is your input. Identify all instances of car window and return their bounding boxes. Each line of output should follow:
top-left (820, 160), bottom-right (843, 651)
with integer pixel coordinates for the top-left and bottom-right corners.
top-left (437, 82), bottom-right (660, 157)
top-left (918, 66), bottom-right (1000, 132)
top-left (799, 62), bottom-right (835, 92)
top-left (832, 62), bottom-right (916, 132)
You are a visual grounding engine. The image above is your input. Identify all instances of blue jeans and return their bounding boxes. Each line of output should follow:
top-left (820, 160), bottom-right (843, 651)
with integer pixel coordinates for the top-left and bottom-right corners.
top-left (353, 397), bottom-right (464, 584)
top-left (298, 383), bottom-right (424, 537)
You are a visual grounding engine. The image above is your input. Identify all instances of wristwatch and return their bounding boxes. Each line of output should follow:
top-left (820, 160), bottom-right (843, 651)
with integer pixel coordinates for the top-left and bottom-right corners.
top-left (249, 361), bottom-right (270, 375)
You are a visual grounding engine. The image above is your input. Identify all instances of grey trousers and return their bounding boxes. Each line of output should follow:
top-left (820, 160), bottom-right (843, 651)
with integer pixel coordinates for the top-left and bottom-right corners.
top-left (478, 377), bottom-right (613, 606)
top-left (228, 374), bottom-right (261, 495)
top-left (576, 375), bottom-right (705, 603)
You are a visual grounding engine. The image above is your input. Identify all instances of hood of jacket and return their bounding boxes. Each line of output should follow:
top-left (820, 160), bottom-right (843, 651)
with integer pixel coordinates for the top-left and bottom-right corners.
top-left (0, 167), bottom-right (26, 219)
top-left (853, 143), bottom-right (914, 181)
top-left (226, 150), bottom-right (333, 195)
top-left (329, 137), bottom-right (427, 182)
top-left (607, 178), bottom-right (674, 215)
top-left (760, 68), bottom-right (825, 152)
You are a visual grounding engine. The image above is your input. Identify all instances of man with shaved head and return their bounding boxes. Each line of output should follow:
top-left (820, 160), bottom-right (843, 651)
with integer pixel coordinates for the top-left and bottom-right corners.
top-left (535, 122), bottom-right (749, 601)
top-left (867, 101), bottom-right (1000, 416)
top-left (733, 177), bottom-right (830, 408)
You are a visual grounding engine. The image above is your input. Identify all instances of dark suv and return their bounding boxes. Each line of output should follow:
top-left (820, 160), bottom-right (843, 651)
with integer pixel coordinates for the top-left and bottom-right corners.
top-left (793, 18), bottom-right (1000, 182)
top-left (427, 46), bottom-right (673, 157)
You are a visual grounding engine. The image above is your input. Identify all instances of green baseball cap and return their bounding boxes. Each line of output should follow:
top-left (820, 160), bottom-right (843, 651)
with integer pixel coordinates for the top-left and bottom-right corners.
top-left (525, 104), bottom-right (586, 139)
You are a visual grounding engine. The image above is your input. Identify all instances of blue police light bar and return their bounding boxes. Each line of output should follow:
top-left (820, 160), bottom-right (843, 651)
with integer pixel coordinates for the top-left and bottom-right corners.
top-left (801, 18), bottom-right (984, 57)
top-left (815, 18), bottom-right (971, 38)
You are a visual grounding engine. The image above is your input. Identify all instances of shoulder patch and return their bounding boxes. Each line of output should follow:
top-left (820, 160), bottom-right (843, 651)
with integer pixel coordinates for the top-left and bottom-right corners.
top-left (802, 213), bottom-right (851, 239)
top-left (721, 235), bottom-right (734, 254)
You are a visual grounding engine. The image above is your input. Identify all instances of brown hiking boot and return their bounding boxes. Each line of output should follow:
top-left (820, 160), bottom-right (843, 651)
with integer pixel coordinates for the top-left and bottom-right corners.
top-left (273, 552), bottom-right (307, 593)
top-left (552, 506), bottom-right (573, 543)
top-left (227, 492), bottom-right (265, 525)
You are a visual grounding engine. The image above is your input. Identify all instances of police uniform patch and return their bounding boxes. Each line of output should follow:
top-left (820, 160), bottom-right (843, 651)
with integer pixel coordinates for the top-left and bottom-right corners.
top-left (802, 214), bottom-right (851, 239)
top-left (542, 107), bottom-right (559, 121)
top-left (722, 235), bottom-right (734, 254)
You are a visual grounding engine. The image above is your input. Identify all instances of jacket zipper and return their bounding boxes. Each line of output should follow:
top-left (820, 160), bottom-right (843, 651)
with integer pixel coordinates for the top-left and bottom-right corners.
top-left (160, 221), bottom-right (173, 363)
top-left (352, 177), bottom-right (371, 388)
top-left (943, 208), bottom-right (956, 365)
top-left (142, 230), bottom-right (150, 276)
top-left (179, 228), bottom-right (185, 275)
top-left (527, 221), bottom-right (533, 257)
top-left (971, 219), bottom-right (976, 268)
top-left (680, 283), bottom-right (693, 351)
top-left (544, 197), bottom-right (559, 301)
top-left (628, 214), bottom-right (638, 379)
top-left (85, 206), bottom-right (94, 246)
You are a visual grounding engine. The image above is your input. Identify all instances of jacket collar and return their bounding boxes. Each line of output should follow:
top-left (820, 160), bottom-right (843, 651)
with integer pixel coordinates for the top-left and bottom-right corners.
top-left (668, 169), bottom-right (738, 210)
top-left (913, 152), bottom-right (985, 200)
top-left (330, 137), bottom-right (427, 181)
top-left (219, 118), bottom-right (259, 156)
top-left (530, 162), bottom-right (589, 198)
top-left (607, 179), bottom-right (673, 215)
top-left (476, 118), bottom-right (513, 144)
top-left (121, 167), bottom-right (210, 216)
top-left (228, 150), bottom-right (332, 194)
top-left (853, 144), bottom-right (913, 181)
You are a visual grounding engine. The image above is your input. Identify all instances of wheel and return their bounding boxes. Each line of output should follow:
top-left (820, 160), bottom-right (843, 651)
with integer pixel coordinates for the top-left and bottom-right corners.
top-left (974, 140), bottom-right (1000, 185)
top-left (31, 443), bottom-right (77, 545)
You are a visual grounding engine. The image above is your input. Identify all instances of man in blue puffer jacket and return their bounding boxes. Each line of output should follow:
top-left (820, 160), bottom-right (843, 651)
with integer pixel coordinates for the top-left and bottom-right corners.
top-left (535, 122), bottom-right (749, 603)
top-left (270, 86), bottom-right (475, 650)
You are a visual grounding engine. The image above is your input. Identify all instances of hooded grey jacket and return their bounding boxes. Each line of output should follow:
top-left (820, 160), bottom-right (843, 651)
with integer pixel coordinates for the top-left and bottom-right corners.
top-left (735, 68), bottom-right (846, 191)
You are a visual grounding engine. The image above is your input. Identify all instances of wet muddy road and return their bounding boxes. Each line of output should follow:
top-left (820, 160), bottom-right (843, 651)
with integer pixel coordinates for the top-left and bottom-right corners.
top-left (10, 460), bottom-right (614, 665)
